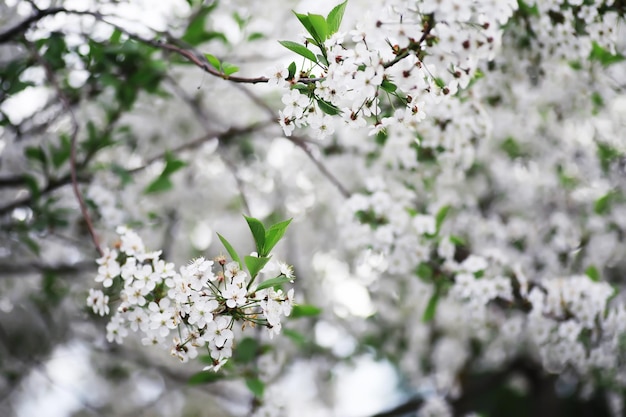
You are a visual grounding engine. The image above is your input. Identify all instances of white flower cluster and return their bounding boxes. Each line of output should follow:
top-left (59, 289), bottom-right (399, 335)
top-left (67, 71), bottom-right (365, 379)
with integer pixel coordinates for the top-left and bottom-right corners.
top-left (271, 0), bottom-right (518, 139)
top-left (88, 226), bottom-right (295, 371)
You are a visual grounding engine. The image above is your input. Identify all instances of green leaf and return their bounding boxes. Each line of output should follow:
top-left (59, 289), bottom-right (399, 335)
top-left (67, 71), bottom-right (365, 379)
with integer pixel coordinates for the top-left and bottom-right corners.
top-left (449, 235), bottom-right (466, 246)
top-left (244, 216), bottom-right (266, 254)
top-left (380, 78), bottom-right (397, 93)
top-left (162, 153), bottom-right (186, 176)
top-left (144, 176), bottom-right (173, 194)
top-left (182, 4), bottom-right (227, 45)
top-left (435, 205), bottom-right (450, 233)
top-left (245, 377), bottom-right (265, 399)
top-left (422, 290), bottom-right (439, 322)
top-left (307, 13), bottom-right (328, 42)
top-left (585, 265), bottom-right (600, 282)
top-left (287, 61), bottom-right (297, 80)
top-left (188, 371), bottom-right (226, 385)
top-left (110, 164), bottom-right (134, 186)
top-left (316, 98), bottom-right (342, 115)
top-left (290, 304), bottom-right (322, 318)
top-left (204, 53), bottom-right (221, 70)
top-left (247, 32), bottom-right (265, 41)
top-left (255, 276), bottom-right (293, 292)
top-left (263, 218), bottom-right (292, 256)
top-left (278, 40), bottom-right (317, 63)
top-left (316, 54), bottom-right (329, 66)
top-left (25, 146), bottom-right (47, 167)
top-left (416, 262), bottom-right (433, 282)
top-left (244, 255), bottom-right (271, 279)
top-left (50, 134), bottom-right (71, 169)
top-left (283, 328), bottom-right (307, 346)
top-left (594, 192), bottom-right (613, 215)
top-left (293, 12), bottom-right (319, 44)
top-left (589, 42), bottom-right (625, 67)
top-left (23, 174), bottom-right (39, 200)
top-left (234, 337), bottom-right (259, 364)
top-left (222, 62), bottom-right (239, 76)
top-left (326, 1), bottom-right (348, 35)
top-left (144, 154), bottom-right (186, 194)
top-left (217, 233), bottom-right (242, 267)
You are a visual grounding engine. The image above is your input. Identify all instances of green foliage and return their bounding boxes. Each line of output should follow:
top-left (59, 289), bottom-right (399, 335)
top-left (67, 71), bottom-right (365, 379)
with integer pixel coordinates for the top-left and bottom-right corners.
top-left (326, 1), bottom-right (348, 35)
top-left (187, 370), bottom-right (227, 385)
top-left (290, 304), bottom-right (322, 318)
top-left (244, 255), bottom-right (271, 279)
top-left (278, 41), bottom-right (318, 63)
top-left (245, 377), bottom-right (265, 398)
top-left (589, 42), bottom-right (625, 66)
top-left (182, 3), bottom-right (228, 46)
top-left (316, 98), bottom-right (342, 115)
top-left (585, 265), bottom-right (601, 282)
top-left (217, 233), bottom-right (242, 267)
top-left (233, 338), bottom-right (260, 364)
top-left (422, 290), bottom-right (439, 322)
top-left (255, 276), bottom-right (294, 292)
top-left (144, 153), bottom-right (186, 194)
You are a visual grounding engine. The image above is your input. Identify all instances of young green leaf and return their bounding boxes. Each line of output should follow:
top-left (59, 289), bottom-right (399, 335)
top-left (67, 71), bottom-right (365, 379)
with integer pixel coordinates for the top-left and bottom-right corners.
top-left (585, 265), bottom-right (600, 282)
top-left (326, 1), bottom-right (348, 36)
top-left (589, 42), bottom-right (625, 67)
top-left (307, 13), bottom-right (328, 41)
top-left (278, 40), bottom-right (318, 63)
top-left (293, 12), bottom-right (319, 44)
top-left (287, 61), bottom-right (297, 80)
top-left (217, 233), bottom-right (242, 267)
top-left (422, 291), bottom-right (440, 322)
top-left (222, 62), bottom-right (239, 76)
top-left (290, 304), bottom-right (322, 318)
top-left (244, 255), bottom-right (271, 279)
top-left (435, 205), bottom-right (450, 233)
top-left (254, 276), bottom-right (294, 292)
top-left (263, 218), bottom-right (292, 256)
top-left (244, 216), bottom-right (266, 254)
top-left (204, 53), bottom-right (221, 70)
top-left (144, 176), bottom-right (173, 194)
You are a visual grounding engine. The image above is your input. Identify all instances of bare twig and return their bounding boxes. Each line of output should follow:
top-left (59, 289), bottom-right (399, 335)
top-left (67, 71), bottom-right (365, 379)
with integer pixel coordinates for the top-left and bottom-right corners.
top-left (127, 122), bottom-right (272, 175)
top-left (234, 84), bottom-right (351, 198)
top-left (28, 43), bottom-right (103, 256)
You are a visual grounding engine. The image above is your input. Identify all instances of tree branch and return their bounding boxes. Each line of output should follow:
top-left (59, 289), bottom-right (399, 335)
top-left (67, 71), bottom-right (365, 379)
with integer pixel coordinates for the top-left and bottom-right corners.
top-left (0, 7), bottom-right (66, 43)
top-left (28, 43), bottom-right (103, 256)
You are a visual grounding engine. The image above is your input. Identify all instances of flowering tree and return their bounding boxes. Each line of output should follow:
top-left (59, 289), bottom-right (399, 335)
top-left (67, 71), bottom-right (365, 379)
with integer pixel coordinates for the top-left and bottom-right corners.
top-left (0, 0), bottom-right (625, 416)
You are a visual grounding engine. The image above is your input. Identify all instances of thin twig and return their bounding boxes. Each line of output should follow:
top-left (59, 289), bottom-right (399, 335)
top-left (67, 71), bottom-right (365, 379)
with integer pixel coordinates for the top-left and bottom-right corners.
top-left (28, 43), bottom-right (102, 256)
top-left (127, 122), bottom-right (272, 175)
top-left (234, 84), bottom-right (351, 198)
